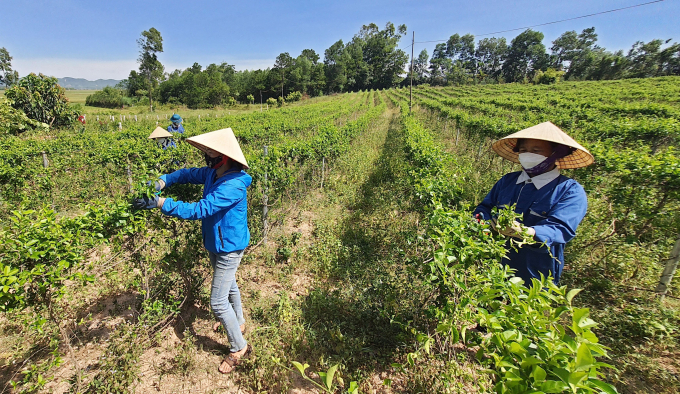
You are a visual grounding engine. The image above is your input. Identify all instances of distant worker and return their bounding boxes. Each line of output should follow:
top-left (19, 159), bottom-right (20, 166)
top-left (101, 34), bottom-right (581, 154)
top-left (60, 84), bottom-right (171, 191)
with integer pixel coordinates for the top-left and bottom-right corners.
top-left (133, 128), bottom-right (253, 374)
top-left (148, 126), bottom-right (175, 150)
top-left (168, 114), bottom-right (185, 135)
top-left (473, 121), bottom-right (594, 286)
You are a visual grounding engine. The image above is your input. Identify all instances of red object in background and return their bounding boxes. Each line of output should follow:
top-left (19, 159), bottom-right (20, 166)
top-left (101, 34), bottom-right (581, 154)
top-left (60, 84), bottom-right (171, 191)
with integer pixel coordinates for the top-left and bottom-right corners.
top-left (77, 115), bottom-right (86, 125)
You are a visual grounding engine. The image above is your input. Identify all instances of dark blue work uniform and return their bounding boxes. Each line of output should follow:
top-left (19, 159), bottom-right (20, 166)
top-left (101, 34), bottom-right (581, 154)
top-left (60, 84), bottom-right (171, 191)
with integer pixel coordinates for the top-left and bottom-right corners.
top-left (473, 170), bottom-right (588, 285)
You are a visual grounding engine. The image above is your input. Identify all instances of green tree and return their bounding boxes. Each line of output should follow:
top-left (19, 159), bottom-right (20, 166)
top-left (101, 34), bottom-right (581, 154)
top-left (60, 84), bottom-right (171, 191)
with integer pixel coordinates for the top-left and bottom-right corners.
top-left (324, 40), bottom-right (348, 93)
top-left (429, 43), bottom-right (451, 85)
top-left (358, 22), bottom-right (409, 89)
top-left (502, 29), bottom-right (548, 83)
top-left (627, 39), bottom-right (680, 78)
top-left (447, 33), bottom-right (477, 76)
top-left (476, 37), bottom-right (507, 80)
top-left (5, 73), bottom-right (79, 127)
top-left (137, 27), bottom-right (164, 111)
top-left (411, 49), bottom-right (429, 84)
top-left (0, 47), bottom-right (19, 87)
top-left (551, 27), bottom-right (600, 79)
top-left (588, 50), bottom-right (629, 80)
top-left (274, 52), bottom-right (293, 98)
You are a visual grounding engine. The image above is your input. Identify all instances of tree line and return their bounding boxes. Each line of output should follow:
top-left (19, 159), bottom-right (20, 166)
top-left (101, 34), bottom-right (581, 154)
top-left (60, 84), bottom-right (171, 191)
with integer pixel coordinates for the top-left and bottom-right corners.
top-left (414, 27), bottom-right (680, 85)
top-left (115, 24), bottom-right (678, 109)
top-left (115, 23), bottom-right (410, 108)
top-left (4, 21), bottom-right (678, 110)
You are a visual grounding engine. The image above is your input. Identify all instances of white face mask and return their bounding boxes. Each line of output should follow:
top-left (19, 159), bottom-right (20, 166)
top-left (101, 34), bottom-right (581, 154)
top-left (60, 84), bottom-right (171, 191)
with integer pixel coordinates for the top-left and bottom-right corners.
top-left (156, 137), bottom-right (167, 146)
top-left (518, 152), bottom-right (547, 169)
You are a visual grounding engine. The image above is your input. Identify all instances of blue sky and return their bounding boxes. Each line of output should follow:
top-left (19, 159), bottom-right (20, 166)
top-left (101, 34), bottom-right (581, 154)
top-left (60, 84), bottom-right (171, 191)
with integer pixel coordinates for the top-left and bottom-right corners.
top-left (2, 0), bottom-right (678, 80)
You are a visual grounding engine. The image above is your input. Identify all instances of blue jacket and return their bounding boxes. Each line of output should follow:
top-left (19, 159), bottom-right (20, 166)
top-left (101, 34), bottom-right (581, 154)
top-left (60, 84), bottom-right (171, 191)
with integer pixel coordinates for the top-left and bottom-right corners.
top-left (159, 167), bottom-right (252, 254)
top-left (473, 171), bottom-right (587, 284)
top-left (168, 124), bottom-right (185, 134)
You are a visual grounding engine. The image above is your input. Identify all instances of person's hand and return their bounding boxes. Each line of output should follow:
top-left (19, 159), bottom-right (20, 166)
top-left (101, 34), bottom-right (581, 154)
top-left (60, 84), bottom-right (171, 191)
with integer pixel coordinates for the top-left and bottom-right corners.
top-left (491, 219), bottom-right (535, 239)
top-left (146, 179), bottom-right (165, 192)
top-left (132, 195), bottom-right (160, 210)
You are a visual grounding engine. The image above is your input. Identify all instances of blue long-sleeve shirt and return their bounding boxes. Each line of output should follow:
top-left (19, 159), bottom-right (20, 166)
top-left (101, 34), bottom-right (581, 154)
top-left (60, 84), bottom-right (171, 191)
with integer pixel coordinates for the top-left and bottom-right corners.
top-left (165, 124), bottom-right (184, 149)
top-left (473, 170), bottom-right (588, 284)
top-left (160, 167), bottom-right (252, 254)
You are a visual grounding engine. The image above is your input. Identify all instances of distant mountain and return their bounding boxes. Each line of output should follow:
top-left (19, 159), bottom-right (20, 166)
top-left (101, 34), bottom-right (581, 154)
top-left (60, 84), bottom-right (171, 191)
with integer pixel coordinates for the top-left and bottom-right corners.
top-left (57, 77), bottom-right (121, 90)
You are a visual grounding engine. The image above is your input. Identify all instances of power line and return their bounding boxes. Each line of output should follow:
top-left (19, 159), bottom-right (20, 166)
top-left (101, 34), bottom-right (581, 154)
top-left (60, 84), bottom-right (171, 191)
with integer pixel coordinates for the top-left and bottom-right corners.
top-left (407, 0), bottom-right (666, 47)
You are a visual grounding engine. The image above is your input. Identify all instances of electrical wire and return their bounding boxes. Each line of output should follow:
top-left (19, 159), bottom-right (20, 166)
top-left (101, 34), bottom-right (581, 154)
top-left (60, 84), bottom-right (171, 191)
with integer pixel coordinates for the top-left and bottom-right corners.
top-left (406, 0), bottom-right (666, 47)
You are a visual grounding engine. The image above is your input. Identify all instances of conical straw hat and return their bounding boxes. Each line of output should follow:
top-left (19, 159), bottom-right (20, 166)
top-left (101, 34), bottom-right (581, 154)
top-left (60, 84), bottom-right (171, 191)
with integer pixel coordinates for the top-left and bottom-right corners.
top-left (148, 126), bottom-right (173, 139)
top-left (186, 128), bottom-right (249, 169)
top-left (491, 121), bottom-right (594, 169)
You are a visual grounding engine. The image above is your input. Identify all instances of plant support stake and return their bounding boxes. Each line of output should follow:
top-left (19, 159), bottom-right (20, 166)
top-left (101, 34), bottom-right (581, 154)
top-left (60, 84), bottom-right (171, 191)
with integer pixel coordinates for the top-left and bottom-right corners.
top-left (409, 31), bottom-right (414, 114)
top-left (263, 145), bottom-right (269, 245)
top-left (321, 157), bottom-right (325, 190)
top-left (655, 234), bottom-right (680, 300)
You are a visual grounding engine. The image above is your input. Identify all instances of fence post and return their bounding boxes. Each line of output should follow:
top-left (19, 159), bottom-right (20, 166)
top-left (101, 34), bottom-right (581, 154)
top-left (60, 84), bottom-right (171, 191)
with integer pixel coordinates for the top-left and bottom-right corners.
top-left (126, 159), bottom-right (134, 193)
top-left (135, 115), bottom-right (138, 122)
top-left (263, 145), bottom-right (269, 245)
top-left (199, 115), bottom-right (201, 121)
top-left (96, 115), bottom-right (99, 121)
top-left (321, 157), bottom-right (325, 189)
top-left (41, 151), bottom-right (49, 168)
top-left (118, 122), bottom-right (122, 131)
top-left (655, 235), bottom-right (680, 300)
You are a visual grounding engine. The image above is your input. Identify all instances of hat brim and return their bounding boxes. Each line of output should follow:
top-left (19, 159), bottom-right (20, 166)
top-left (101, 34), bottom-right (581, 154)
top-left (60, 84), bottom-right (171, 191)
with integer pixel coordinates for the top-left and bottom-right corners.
top-left (148, 126), bottom-right (173, 139)
top-left (186, 128), bottom-right (249, 169)
top-left (491, 122), bottom-right (594, 169)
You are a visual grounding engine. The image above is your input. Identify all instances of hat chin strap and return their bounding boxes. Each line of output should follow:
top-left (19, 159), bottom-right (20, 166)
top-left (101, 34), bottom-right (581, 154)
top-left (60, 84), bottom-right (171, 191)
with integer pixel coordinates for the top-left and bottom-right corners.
top-left (212, 155), bottom-right (229, 169)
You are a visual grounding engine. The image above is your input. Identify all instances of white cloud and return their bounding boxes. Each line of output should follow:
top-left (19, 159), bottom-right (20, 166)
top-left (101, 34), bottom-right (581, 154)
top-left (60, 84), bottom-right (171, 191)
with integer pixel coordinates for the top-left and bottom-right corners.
top-left (13, 57), bottom-right (277, 81)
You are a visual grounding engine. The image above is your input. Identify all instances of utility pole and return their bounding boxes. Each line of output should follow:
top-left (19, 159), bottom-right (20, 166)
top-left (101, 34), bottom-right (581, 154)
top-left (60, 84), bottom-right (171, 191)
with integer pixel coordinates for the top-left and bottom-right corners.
top-left (410, 31), bottom-right (414, 114)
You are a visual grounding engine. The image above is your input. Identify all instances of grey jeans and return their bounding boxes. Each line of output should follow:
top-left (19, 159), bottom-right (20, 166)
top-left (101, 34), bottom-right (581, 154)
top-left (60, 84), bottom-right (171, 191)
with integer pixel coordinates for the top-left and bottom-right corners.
top-left (209, 250), bottom-right (247, 352)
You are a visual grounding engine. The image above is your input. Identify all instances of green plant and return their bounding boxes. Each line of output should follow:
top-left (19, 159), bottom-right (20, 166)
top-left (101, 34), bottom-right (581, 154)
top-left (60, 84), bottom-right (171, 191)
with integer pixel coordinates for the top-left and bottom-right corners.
top-left (4, 73), bottom-right (80, 127)
top-left (85, 87), bottom-right (125, 108)
top-left (84, 323), bottom-right (143, 393)
top-left (0, 97), bottom-right (49, 135)
top-left (274, 358), bottom-right (359, 394)
top-left (10, 348), bottom-right (63, 394)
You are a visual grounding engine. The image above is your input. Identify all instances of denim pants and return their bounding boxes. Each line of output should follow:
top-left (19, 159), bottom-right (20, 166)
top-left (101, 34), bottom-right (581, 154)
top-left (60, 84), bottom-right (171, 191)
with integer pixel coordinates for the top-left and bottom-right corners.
top-left (209, 250), bottom-right (247, 353)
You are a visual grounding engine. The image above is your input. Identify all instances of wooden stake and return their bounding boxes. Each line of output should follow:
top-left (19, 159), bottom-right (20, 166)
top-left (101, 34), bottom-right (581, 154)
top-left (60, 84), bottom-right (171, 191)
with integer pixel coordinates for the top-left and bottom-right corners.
top-left (655, 235), bottom-right (680, 300)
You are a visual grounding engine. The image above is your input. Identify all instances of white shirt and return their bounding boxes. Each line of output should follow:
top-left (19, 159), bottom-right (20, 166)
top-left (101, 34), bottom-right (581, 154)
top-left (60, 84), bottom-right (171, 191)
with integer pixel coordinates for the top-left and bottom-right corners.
top-left (516, 168), bottom-right (561, 190)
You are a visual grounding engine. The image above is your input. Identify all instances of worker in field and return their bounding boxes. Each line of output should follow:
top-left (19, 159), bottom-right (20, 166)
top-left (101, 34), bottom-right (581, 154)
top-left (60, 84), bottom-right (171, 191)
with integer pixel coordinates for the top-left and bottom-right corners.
top-left (148, 126), bottom-right (175, 150)
top-left (133, 128), bottom-right (253, 374)
top-left (168, 114), bottom-right (185, 135)
top-left (473, 121), bottom-right (593, 286)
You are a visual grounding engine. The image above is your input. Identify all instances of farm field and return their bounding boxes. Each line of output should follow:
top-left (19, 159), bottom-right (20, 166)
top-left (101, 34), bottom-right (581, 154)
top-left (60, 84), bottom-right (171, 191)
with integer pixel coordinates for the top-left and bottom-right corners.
top-left (0, 78), bottom-right (679, 393)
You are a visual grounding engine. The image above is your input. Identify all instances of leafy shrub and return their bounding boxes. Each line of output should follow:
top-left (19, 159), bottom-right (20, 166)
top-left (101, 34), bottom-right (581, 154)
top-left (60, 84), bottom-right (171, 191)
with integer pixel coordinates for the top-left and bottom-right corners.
top-left (247, 94), bottom-right (255, 104)
top-left (533, 67), bottom-right (564, 84)
top-left (0, 98), bottom-right (48, 135)
top-left (4, 73), bottom-right (80, 128)
top-left (266, 97), bottom-right (277, 107)
top-left (286, 91), bottom-right (302, 102)
top-left (85, 86), bottom-right (125, 108)
top-left (277, 96), bottom-right (285, 107)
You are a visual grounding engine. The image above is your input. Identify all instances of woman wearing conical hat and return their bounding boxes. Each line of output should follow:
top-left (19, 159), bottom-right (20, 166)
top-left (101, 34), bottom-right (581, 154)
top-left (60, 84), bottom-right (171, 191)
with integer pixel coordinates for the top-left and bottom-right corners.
top-left (148, 126), bottom-right (175, 150)
top-left (133, 128), bottom-right (253, 373)
top-left (473, 122), bottom-right (593, 286)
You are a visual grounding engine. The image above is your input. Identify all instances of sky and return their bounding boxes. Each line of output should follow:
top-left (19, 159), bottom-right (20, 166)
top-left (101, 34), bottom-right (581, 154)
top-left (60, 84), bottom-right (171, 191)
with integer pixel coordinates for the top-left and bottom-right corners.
top-left (1, 0), bottom-right (678, 81)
